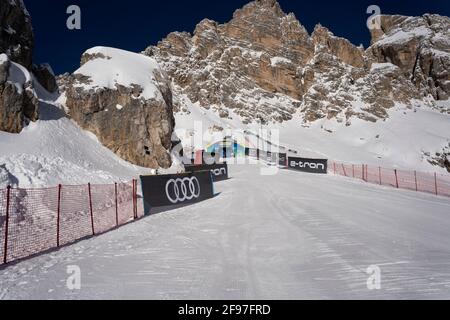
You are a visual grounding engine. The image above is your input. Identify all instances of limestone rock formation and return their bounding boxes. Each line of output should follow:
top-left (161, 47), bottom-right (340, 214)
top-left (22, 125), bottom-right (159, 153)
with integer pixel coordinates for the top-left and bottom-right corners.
top-left (62, 47), bottom-right (175, 169)
top-left (144, 0), bottom-right (449, 125)
top-left (368, 14), bottom-right (450, 101)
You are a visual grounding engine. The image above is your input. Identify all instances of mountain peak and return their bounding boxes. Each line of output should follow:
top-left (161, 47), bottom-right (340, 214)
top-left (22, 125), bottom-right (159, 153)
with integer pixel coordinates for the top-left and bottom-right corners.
top-left (232, 0), bottom-right (285, 20)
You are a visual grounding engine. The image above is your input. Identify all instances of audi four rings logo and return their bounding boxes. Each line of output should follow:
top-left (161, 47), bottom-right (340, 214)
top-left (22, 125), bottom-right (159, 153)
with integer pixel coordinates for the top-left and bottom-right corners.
top-left (211, 168), bottom-right (227, 176)
top-left (290, 161), bottom-right (325, 170)
top-left (165, 177), bottom-right (201, 204)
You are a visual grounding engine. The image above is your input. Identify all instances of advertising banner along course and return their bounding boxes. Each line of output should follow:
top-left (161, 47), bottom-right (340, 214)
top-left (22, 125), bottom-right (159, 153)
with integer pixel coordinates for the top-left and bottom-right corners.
top-left (288, 156), bottom-right (328, 174)
top-left (185, 163), bottom-right (229, 182)
top-left (140, 171), bottom-right (214, 212)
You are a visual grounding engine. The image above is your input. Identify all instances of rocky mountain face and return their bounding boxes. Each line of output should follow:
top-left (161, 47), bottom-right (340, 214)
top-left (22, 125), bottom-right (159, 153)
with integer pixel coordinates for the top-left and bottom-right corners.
top-left (0, 53), bottom-right (38, 133)
top-left (59, 47), bottom-right (175, 169)
top-left (368, 14), bottom-right (450, 102)
top-left (144, 0), bottom-right (450, 125)
top-left (0, 0), bottom-right (57, 133)
top-left (0, 0), bottom-right (33, 69)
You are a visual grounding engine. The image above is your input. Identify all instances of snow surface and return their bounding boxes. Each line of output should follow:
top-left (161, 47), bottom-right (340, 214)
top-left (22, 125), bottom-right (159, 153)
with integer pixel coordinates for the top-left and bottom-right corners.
top-left (1, 163), bottom-right (450, 299)
top-left (0, 81), bottom-right (153, 188)
top-left (270, 56), bottom-right (292, 67)
top-left (175, 94), bottom-right (450, 173)
top-left (376, 25), bottom-right (432, 46)
top-left (74, 47), bottom-right (164, 101)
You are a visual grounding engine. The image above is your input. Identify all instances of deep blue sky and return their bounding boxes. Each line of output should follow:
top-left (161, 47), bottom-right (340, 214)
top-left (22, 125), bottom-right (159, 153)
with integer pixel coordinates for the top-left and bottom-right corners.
top-left (24, 0), bottom-right (450, 75)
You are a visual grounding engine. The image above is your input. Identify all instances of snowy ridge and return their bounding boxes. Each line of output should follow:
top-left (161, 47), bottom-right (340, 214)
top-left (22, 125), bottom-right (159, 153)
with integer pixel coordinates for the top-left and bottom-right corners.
top-left (74, 47), bottom-right (164, 101)
top-left (0, 79), bottom-right (155, 188)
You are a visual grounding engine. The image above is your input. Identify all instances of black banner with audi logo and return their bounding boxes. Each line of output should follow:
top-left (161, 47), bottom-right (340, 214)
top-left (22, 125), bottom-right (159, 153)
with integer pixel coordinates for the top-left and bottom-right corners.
top-left (288, 156), bottom-right (328, 174)
top-left (185, 163), bottom-right (229, 182)
top-left (140, 171), bottom-right (214, 212)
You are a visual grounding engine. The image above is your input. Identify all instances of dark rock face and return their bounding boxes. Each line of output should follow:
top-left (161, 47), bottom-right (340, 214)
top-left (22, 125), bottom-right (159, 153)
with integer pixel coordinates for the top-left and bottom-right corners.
top-left (32, 64), bottom-right (58, 93)
top-left (0, 54), bottom-right (39, 133)
top-left (0, 0), bottom-right (59, 133)
top-left (0, 0), bottom-right (34, 69)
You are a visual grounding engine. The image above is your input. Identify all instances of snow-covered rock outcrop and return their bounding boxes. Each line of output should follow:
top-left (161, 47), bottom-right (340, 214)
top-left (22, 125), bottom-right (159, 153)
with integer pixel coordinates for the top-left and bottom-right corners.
top-left (368, 14), bottom-right (450, 102)
top-left (61, 47), bottom-right (176, 169)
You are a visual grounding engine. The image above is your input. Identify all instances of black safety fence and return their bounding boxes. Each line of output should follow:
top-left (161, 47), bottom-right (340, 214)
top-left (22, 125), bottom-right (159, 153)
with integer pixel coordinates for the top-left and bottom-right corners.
top-left (185, 163), bottom-right (229, 182)
top-left (140, 171), bottom-right (214, 214)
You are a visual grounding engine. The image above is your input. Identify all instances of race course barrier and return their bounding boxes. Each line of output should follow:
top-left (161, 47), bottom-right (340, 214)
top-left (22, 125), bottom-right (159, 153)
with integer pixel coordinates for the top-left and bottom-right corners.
top-left (0, 180), bottom-right (143, 266)
top-left (185, 163), bottom-right (229, 182)
top-left (329, 161), bottom-right (450, 198)
top-left (288, 156), bottom-right (328, 174)
top-left (140, 171), bottom-right (214, 212)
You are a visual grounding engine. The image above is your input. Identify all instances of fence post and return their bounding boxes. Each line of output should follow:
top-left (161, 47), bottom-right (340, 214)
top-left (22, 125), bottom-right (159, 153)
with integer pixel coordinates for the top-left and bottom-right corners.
top-left (3, 186), bottom-right (11, 264)
top-left (378, 167), bottom-right (382, 185)
top-left (115, 183), bottom-right (118, 227)
top-left (342, 164), bottom-right (347, 177)
top-left (133, 179), bottom-right (137, 219)
top-left (414, 171), bottom-right (418, 192)
top-left (56, 184), bottom-right (62, 247)
top-left (88, 183), bottom-right (95, 235)
top-left (362, 164), bottom-right (365, 181)
top-left (333, 162), bottom-right (336, 175)
top-left (352, 164), bottom-right (355, 178)
top-left (434, 172), bottom-right (438, 196)
top-left (394, 169), bottom-right (399, 188)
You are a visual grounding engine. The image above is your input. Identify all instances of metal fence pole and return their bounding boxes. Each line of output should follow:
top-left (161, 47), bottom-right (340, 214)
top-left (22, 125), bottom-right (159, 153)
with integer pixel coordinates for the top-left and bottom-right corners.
top-left (342, 164), bottom-right (347, 177)
top-left (352, 164), bottom-right (355, 178)
top-left (414, 171), bottom-right (418, 192)
top-left (3, 186), bottom-right (11, 264)
top-left (434, 172), bottom-right (438, 196)
top-left (378, 167), bottom-right (382, 185)
top-left (133, 179), bottom-right (137, 219)
top-left (394, 169), bottom-right (399, 188)
top-left (56, 184), bottom-right (62, 247)
top-left (115, 183), bottom-right (118, 227)
top-left (88, 183), bottom-right (95, 235)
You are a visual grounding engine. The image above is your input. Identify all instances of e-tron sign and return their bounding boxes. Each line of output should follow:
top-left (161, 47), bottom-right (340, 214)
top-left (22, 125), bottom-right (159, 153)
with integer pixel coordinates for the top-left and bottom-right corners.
top-left (185, 163), bottom-right (229, 182)
top-left (140, 171), bottom-right (214, 212)
top-left (288, 156), bottom-right (328, 174)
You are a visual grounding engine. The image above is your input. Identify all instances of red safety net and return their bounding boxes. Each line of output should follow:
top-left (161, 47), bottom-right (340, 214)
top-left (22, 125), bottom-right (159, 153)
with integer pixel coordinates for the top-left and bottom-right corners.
top-left (0, 180), bottom-right (140, 265)
top-left (329, 161), bottom-right (450, 198)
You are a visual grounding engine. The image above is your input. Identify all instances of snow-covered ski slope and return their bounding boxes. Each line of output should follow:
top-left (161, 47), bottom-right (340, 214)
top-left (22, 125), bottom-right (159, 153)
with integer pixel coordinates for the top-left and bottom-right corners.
top-left (1, 163), bottom-right (449, 300)
top-left (175, 96), bottom-right (450, 173)
top-left (0, 85), bottom-right (153, 188)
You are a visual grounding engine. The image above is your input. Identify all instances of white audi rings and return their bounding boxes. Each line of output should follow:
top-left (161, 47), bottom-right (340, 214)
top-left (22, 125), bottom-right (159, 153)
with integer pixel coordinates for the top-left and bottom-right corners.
top-left (165, 177), bottom-right (201, 204)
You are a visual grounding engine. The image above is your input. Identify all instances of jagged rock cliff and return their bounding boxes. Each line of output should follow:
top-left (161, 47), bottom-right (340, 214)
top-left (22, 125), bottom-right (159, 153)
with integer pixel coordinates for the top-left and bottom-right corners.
top-left (0, 53), bottom-right (38, 133)
top-left (0, 0), bottom-right (33, 69)
top-left (144, 0), bottom-right (449, 125)
top-left (368, 14), bottom-right (450, 102)
top-left (0, 0), bottom-right (57, 133)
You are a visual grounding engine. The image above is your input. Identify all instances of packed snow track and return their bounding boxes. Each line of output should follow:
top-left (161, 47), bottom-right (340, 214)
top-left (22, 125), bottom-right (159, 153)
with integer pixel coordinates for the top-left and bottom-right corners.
top-left (1, 164), bottom-right (450, 299)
